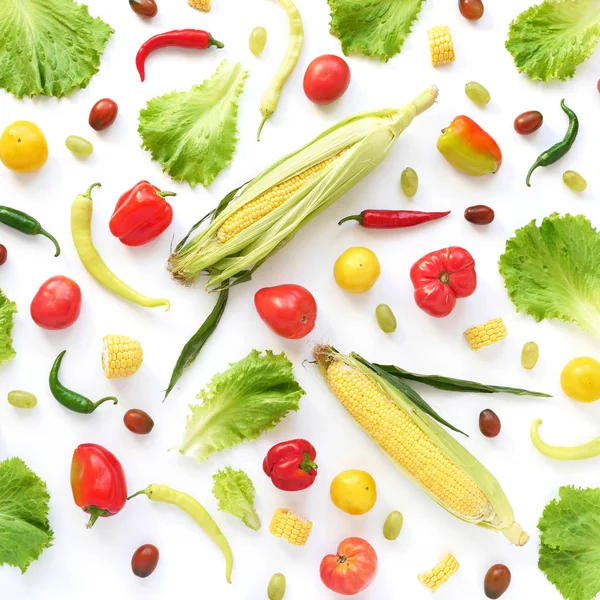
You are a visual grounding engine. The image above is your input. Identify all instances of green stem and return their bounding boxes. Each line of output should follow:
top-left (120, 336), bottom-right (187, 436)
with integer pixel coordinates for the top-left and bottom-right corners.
top-left (89, 396), bottom-right (118, 412)
top-left (85, 182), bottom-right (102, 198)
top-left (257, 115), bottom-right (269, 142)
top-left (39, 228), bottom-right (61, 257)
top-left (299, 453), bottom-right (318, 474)
top-left (158, 191), bottom-right (177, 198)
top-left (338, 214), bottom-right (362, 226)
top-left (86, 506), bottom-right (110, 529)
top-left (209, 35), bottom-right (225, 49)
top-left (127, 488), bottom-right (149, 501)
top-left (530, 419), bottom-right (600, 460)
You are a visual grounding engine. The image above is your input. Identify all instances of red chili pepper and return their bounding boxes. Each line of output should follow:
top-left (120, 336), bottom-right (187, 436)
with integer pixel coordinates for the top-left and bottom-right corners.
top-left (70, 443), bottom-right (128, 528)
top-left (263, 439), bottom-right (318, 491)
top-left (109, 181), bottom-right (175, 246)
top-left (136, 30), bottom-right (225, 82)
top-left (338, 209), bottom-right (451, 229)
top-left (410, 247), bottom-right (477, 318)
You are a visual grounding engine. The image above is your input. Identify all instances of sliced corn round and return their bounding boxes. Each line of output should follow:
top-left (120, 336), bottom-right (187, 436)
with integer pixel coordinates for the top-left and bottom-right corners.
top-left (188, 0), bottom-right (211, 11)
top-left (418, 553), bottom-right (460, 592)
top-left (269, 509), bottom-right (312, 546)
top-left (102, 334), bottom-right (143, 379)
top-left (464, 317), bottom-right (507, 351)
top-left (428, 26), bottom-right (455, 68)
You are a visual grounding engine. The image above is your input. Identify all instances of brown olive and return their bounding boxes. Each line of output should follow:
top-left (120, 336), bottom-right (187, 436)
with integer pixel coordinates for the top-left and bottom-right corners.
top-left (465, 205), bottom-right (494, 225)
top-left (479, 409), bottom-right (501, 438)
top-left (129, 0), bottom-right (158, 17)
top-left (124, 409), bottom-right (154, 435)
top-left (514, 111), bottom-right (543, 135)
top-left (89, 99), bottom-right (118, 131)
top-left (0, 244), bottom-right (7, 266)
top-left (459, 0), bottom-right (484, 20)
top-left (484, 564), bottom-right (511, 598)
top-left (131, 544), bottom-right (159, 578)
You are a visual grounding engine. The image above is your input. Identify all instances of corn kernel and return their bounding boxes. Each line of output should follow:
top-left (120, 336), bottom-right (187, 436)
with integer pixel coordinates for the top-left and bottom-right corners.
top-left (419, 553), bottom-right (460, 592)
top-left (428, 26), bottom-right (455, 67)
top-left (464, 317), bottom-right (507, 351)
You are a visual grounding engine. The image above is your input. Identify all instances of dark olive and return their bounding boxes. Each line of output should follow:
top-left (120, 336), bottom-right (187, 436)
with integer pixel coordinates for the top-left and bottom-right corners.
top-left (124, 409), bottom-right (154, 435)
top-left (484, 564), bottom-right (511, 598)
top-left (0, 244), bottom-right (7, 266)
top-left (479, 409), bottom-right (501, 438)
top-left (465, 205), bottom-right (494, 225)
top-left (131, 544), bottom-right (159, 578)
top-left (514, 111), bottom-right (543, 135)
top-left (129, 0), bottom-right (158, 17)
top-left (459, 0), bottom-right (484, 20)
top-left (89, 99), bottom-right (118, 131)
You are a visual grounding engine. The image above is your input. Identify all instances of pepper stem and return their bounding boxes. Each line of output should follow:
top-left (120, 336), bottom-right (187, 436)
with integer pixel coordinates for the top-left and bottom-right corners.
top-left (90, 396), bottom-right (118, 412)
top-left (85, 182), bottom-right (102, 198)
top-left (257, 115), bottom-right (269, 142)
top-left (39, 228), bottom-right (61, 257)
top-left (209, 35), bottom-right (225, 49)
top-left (158, 191), bottom-right (177, 198)
top-left (338, 214), bottom-right (363, 226)
top-left (299, 452), bottom-right (318, 474)
top-left (86, 506), bottom-right (110, 529)
top-left (127, 488), bottom-right (149, 501)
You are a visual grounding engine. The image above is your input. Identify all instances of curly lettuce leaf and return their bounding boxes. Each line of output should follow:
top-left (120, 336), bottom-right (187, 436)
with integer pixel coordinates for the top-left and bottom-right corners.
top-left (499, 213), bottom-right (600, 338)
top-left (139, 60), bottom-right (248, 188)
top-left (327, 0), bottom-right (426, 62)
top-left (0, 290), bottom-right (17, 365)
top-left (178, 350), bottom-right (304, 463)
top-left (506, 0), bottom-right (600, 82)
top-left (539, 486), bottom-right (600, 600)
top-left (0, 458), bottom-right (53, 573)
top-left (0, 0), bottom-right (113, 98)
top-left (212, 467), bottom-right (261, 531)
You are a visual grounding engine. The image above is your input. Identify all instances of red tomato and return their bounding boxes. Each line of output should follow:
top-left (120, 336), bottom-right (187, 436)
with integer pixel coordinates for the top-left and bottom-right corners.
top-left (303, 55), bottom-right (351, 105)
top-left (89, 98), bottom-right (118, 131)
top-left (320, 537), bottom-right (378, 595)
top-left (30, 276), bottom-right (82, 330)
top-left (410, 247), bottom-right (476, 318)
top-left (254, 284), bottom-right (317, 339)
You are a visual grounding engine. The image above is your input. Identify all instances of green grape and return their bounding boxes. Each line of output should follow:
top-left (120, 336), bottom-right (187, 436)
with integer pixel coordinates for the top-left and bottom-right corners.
top-left (563, 170), bottom-right (587, 192)
top-left (66, 135), bottom-right (93, 158)
top-left (8, 390), bottom-right (37, 409)
top-left (267, 573), bottom-right (286, 600)
top-left (521, 342), bottom-right (539, 370)
top-left (401, 167), bottom-right (418, 197)
top-left (376, 304), bottom-right (397, 333)
top-left (383, 511), bottom-right (403, 540)
top-left (465, 82), bottom-right (490, 106)
top-left (249, 27), bottom-right (267, 57)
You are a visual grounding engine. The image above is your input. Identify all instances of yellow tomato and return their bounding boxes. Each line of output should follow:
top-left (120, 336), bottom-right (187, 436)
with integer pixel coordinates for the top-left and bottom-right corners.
top-left (561, 357), bottom-right (600, 403)
top-left (334, 247), bottom-right (380, 293)
top-left (330, 470), bottom-right (377, 515)
top-left (0, 121), bottom-right (48, 172)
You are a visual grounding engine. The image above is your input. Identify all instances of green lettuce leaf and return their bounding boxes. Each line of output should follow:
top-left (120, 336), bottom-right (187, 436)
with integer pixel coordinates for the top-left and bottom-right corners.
top-left (506, 0), bottom-right (600, 82)
top-left (212, 467), bottom-right (261, 531)
top-left (327, 0), bottom-right (426, 62)
top-left (139, 60), bottom-right (248, 188)
top-left (0, 0), bottom-right (113, 98)
top-left (0, 458), bottom-right (53, 573)
top-left (0, 289), bottom-right (17, 365)
top-left (499, 213), bottom-right (600, 338)
top-left (178, 350), bottom-right (304, 463)
top-left (539, 486), bottom-right (600, 600)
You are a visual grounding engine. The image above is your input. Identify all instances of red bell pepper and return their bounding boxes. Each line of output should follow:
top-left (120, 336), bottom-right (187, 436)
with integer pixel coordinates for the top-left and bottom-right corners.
top-left (70, 443), bottom-right (128, 528)
top-left (410, 247), bottom-right (477, 318)
top-left (109, 181), bottom-right (175, 246)
top-left (263, 439), bottom-right (318, 491)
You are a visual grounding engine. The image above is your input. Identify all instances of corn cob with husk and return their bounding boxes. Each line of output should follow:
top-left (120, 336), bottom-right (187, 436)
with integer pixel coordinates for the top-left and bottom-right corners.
top-left (168, 86), bottom-right (439, 290)
top-left (314, 345), bottom-right (528, 546)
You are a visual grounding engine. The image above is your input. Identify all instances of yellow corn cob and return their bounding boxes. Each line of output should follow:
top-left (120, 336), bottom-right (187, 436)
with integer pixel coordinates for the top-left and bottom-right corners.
top-left (188, 0), bottom-right (211, 11)
top-left (269, 509), bottom-right (312, 546)
top-left (217, 151), bottom-right (343, 243)
top-left (418, 553), bottom-right (459, 592)
top-left (314, 346), bottom-right (529, 546)
top-left (464, 317), bottom-right (507, 351)
top-left (102, 335), bottom-right (143, 379)
top-left (428, 26), bottom-right (455, 67)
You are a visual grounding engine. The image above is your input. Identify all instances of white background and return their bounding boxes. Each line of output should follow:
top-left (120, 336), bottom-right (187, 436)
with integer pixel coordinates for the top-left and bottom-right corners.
top-left (1, 0), bottom-right (599, 598)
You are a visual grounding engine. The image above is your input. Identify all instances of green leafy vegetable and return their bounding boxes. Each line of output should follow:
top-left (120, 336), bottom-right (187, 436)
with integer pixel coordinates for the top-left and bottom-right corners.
top-left (212, 467), bottom-right (261, 531)
top-left (506, 0), bottom-right (600, 82)
top-left (327, 0), bottom-right (426, 62)
top-left (0, 289), bottom-right (17, 365)
top-left (0, 0), bottom-right (113, 98)
top-left (139, 60), bottom-right (248, 188)
top-left (0, 458), bottom-right (53, 573)
top-left (539, 486), bottom-right (600, 600)
top-left (499, 213), bottom-right (600, 338)
top-left (178, 350), bottom-right (304, 463)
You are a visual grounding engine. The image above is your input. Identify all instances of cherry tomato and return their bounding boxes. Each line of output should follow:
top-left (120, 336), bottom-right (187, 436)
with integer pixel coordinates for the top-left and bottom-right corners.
top-left (484, 564), bottom-right (511, 598)
top-left (89, 99), bottom-right (119, 131)
top-left (0, 244), bottom-right (7, 266)
top-left (320, 537), bottom-right (378, 595)
top-left (465, 205), bottom-right (494, 225)
top-left (0, 121), bottom-right (48, 172)
top-left (30, 276), bottom-right (82, 330)
top-left (131, 544), bottom-right (159, 578)
top-left (129, 0), bottom-right (158, 17)
top-left (479, 409), bottom-right (501, 438)
top-left (124, 409), bottom-right (154, 435)
top-left (254, 284), bottom-right (317, 339)
top-left (334, 247), bottom-right (380, 294)
top-left (303, 55), bottom-right (351, 105)
top-left (459, 0), bottom-right (484, 20)
top-left (514, 111), bottom-right (543, 135)
top-left (330, 470), bottom-right (377, 515)
top-left (561, 357), bottom-right (600, 403)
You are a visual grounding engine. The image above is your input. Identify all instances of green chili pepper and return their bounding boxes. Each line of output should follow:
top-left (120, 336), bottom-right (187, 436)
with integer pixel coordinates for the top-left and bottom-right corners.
top-left (128, 483), bottom-right (233, 583)
top-left (526, 100), bottom-right (578, 187)
top-left (49, 350), bottom-right (118, 414)
top-left (0, 206), bottom-right (60, 256)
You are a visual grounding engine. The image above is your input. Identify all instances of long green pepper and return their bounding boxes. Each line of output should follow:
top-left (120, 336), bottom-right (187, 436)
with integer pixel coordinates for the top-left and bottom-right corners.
top-left (0, 206), bottom-right (60, 256)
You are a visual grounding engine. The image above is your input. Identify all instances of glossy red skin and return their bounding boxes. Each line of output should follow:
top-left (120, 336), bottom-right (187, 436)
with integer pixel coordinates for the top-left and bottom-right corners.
top-left (320, 537), bottom-right (378, 595)
top-left (459, 0), bottom-right (484, 20)
top-left (109, 181), bottom-right (174, 246)
top-left (124, 409), bottom-right (154, 435)
top-left (254, 284), bottom-right (317, 339)
top-left (89, 99), bottom-right (118, 131)
top-left (410, 247), bottom-right (477, 318)
top-left (70, 444), bottom-right (127, 526)
top-left (0, 244), bottom-right (7, 266)
top-left (304, 55), bottom-right (351, 105)
top-left (132, 544), bottom-right (160, 578)
top-left (514, 111), bottom-right (543, 135)
top-left (263, 439), bottom-right (318, 491)
top-left (30, 276), bottom-right (82, 330)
